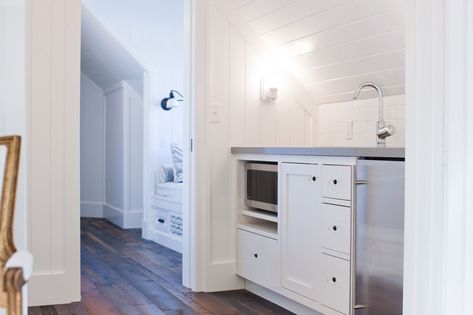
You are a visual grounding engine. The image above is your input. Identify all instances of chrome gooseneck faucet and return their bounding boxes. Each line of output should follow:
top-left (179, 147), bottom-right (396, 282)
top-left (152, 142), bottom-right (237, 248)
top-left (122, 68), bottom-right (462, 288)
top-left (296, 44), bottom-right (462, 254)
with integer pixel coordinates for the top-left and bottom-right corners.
top-left (353, 82), bottom-right (395, 147)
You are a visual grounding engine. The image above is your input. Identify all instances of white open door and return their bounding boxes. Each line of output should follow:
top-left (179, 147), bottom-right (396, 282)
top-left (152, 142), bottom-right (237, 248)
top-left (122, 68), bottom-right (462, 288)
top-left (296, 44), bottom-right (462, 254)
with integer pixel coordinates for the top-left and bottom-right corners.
top-left (26, 0), bottom-right (81, 306)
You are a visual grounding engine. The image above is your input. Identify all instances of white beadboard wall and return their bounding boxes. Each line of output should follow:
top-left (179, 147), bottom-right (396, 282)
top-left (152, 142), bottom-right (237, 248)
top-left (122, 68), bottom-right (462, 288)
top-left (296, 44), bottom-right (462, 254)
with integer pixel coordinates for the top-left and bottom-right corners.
top-left (27, 0), bottom-right (81, 305)
top-left (317, 94), bottom-right (405, 147)
top-left (80, 73), bottom-right (105, 217)
top-left (202, 2), bottom-right (315, 289)
top-left (81, 0), bottom-right (185, 174)
top-left (103, 81), bottom-right (144, 229)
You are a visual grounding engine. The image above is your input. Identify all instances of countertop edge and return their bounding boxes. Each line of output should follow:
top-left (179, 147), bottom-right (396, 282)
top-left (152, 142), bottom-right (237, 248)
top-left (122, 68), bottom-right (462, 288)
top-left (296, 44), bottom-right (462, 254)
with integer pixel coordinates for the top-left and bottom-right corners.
top-left (230, 147), bottom-right (405, 159)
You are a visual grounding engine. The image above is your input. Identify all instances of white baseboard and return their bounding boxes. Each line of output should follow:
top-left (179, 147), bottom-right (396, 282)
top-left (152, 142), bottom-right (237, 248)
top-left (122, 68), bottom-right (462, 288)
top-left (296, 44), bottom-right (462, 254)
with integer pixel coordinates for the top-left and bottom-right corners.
top-left (103, 204), bottom-right (143, 229)
top-left (142, 220), bottom-right (150, 239)
top-left (80, 202), bottom-right (104, 218)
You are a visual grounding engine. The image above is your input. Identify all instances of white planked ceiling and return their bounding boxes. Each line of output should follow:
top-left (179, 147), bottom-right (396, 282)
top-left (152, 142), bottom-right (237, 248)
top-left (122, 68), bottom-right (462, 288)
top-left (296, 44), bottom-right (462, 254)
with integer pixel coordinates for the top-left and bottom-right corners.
top-left (81, 6), bottom-right (145, 92)
top-left (233, 0), bottom-right (405, 104)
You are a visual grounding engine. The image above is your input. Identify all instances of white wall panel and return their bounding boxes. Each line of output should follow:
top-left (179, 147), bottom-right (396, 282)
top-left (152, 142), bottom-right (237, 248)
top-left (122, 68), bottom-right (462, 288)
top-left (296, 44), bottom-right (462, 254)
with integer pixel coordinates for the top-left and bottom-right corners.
top-left (104, 86), bottom-right (125, 210)
top-left (27, 0), bottom-right (81, 306)
top-left (103, 81), bottom-right (144, 229)
top-left (209, 5), bottom-right (231, 262)
top-left (318, 95), bottom-right (405, 147)
top-left (203, 2), bottom-right (315, 290)
top-left (228, 28), bottom-right (246, 146)
top-left (80, 73), bottom-right (105, 217)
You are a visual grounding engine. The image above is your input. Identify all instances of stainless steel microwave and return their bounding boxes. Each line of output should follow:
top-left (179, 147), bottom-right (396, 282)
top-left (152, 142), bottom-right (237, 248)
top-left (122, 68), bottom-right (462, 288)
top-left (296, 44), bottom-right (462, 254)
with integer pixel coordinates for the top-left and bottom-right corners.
top-left (246, 162), bottom-right (278, 212)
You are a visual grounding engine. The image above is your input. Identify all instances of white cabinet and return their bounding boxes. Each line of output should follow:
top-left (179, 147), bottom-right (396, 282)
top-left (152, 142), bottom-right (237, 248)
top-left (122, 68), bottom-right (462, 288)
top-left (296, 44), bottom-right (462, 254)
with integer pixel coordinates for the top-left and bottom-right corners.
top-left (237, 229), bottom-right (279, 289)
top-left (322, 165), bottom-right (352, 201)
top-left (321, 204), bottom-right (351, 255)
top-left (235, 157), bottom-right (355, 315)
top-left (281, 163), bottom-right (321, 301)
top-left (320, 254), bottom-right (351, 314)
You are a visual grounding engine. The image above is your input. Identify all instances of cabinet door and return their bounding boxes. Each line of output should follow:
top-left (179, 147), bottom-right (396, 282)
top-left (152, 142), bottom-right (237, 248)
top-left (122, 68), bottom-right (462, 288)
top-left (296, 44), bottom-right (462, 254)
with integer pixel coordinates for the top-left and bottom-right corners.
top-left (281, 163), bottom-right (321, 300)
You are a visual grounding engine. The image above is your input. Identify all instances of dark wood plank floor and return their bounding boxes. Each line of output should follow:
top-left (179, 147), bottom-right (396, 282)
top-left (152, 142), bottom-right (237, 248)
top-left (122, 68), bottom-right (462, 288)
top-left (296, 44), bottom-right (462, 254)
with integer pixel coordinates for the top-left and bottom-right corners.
top-left (29, 218), bottom-right (294, 315)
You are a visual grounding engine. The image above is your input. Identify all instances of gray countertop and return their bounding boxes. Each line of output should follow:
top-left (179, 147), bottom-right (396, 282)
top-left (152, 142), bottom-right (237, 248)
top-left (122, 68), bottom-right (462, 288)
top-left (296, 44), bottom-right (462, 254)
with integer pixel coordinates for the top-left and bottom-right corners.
top-left (231, 146), bottom-right (405, 159)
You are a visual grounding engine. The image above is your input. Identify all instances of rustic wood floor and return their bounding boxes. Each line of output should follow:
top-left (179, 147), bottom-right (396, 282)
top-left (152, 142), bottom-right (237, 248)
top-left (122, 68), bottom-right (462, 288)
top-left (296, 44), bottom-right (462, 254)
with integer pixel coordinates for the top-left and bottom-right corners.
top-left (29, 218), bottom-right (294, 315)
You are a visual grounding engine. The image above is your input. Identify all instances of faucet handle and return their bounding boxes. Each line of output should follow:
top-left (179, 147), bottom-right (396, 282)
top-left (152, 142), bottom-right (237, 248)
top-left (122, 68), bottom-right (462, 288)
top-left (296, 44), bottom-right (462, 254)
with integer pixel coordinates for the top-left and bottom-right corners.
top-left (377, 124), bottom-right (396, 139)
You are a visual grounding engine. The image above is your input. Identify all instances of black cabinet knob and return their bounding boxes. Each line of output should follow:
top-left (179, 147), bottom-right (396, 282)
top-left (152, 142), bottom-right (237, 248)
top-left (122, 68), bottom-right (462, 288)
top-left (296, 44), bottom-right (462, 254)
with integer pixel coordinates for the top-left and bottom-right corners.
top-left (158, 219), bottom-right (165, 224)
top-left (332, 277), bottom-right (337, 283)
top-left (312, 176), bottom-right (316, 182)
top-left (332, 225), bottom-right (338, 231)
top-left (333, 179), bottom-right (338, 185)
top-left (254, 253), bottom-right (258, 258)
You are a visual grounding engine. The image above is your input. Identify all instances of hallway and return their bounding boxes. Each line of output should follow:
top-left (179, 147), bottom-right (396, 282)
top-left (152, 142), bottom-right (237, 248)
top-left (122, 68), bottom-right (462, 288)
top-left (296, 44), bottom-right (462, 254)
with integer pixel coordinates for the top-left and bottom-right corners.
top-left (29, 218), bottom-right (293, 315)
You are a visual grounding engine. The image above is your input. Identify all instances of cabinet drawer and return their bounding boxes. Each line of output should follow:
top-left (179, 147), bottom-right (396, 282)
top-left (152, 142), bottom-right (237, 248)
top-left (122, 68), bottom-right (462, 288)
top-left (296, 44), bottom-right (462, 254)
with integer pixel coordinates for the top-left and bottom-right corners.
top-left (322, 165), bottom-right (352, 200)
top-left (150, 206), bottom-right (169, 232)
top-left (237, 229), bottom-right (279, 289)
top-left (321, 204), bottom-right (351, 255)
top-left (320, 254), bottom-right (350, 314)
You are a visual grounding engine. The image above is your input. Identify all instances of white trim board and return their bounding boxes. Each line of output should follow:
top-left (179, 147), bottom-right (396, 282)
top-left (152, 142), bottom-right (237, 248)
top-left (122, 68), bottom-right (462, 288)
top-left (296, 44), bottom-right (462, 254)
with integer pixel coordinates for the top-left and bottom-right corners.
top-left (103, 204), bottom-right (143, 229)
top-left (80, 202), bottom-right (104, 218)
top-left (404, 0), bottom-right (473, 314)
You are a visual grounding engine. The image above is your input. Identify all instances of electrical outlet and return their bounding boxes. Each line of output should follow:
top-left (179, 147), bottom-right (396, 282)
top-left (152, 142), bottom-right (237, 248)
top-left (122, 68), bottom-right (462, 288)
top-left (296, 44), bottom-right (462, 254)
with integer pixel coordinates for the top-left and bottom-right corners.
top-left (346, 120), bottom-right (353, 140)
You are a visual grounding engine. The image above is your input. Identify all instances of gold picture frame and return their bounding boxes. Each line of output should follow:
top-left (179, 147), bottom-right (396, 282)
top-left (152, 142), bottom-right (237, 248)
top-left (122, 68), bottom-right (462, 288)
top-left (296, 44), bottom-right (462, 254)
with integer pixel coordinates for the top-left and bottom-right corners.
top-left (0, 136), bottom-right (24, 315)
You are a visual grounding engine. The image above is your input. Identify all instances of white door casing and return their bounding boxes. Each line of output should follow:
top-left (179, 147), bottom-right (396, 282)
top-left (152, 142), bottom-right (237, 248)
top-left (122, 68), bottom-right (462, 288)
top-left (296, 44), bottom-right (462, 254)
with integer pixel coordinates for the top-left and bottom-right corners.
top-left (404, 0), bottom-right (473, 314)
top-left (26, 0), bottom-right (81, 306)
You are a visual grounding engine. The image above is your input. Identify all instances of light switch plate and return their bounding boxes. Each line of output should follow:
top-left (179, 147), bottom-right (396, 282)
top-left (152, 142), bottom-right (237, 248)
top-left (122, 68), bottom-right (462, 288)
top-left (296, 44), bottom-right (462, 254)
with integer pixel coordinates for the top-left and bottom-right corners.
top-left (209, 103), bottom-right (221, 123)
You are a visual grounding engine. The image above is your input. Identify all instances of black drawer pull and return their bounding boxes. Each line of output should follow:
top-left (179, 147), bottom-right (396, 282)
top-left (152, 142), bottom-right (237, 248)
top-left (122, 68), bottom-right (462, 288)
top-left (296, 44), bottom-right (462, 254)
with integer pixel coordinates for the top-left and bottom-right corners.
top-left (332, 277), bottom-right (337, 283)
top-left (312, 176), bottom-right (316, 182)
top-left (332, 225), bottom-right (338, 231)
top-left (333, 179), bottom-right (338, 185)
top-left (254, 253), bottom-right (258, 258)
top-left (158, 218), bottom-right (165, 224)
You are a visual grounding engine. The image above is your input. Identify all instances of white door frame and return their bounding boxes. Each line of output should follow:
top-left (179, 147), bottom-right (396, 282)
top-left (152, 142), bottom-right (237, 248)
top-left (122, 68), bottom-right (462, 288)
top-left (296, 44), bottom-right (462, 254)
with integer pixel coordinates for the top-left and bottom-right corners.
top-left (404, 0), bottom-right (473, 314)
top-left (182, 0), bottom-right (206, 290)
top-left (142, 0), bottom-right (205, 290)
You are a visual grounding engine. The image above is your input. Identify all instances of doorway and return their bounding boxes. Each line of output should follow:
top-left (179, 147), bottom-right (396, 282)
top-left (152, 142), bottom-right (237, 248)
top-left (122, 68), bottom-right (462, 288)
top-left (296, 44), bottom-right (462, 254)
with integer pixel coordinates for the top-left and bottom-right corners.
top-left (78, 0), bottom-right (192, 291)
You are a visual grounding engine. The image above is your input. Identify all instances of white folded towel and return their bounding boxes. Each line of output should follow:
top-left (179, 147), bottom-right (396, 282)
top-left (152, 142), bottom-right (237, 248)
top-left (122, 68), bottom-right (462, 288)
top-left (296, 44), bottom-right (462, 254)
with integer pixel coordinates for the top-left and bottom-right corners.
top-left (159, 164), bottom-right (175, 183)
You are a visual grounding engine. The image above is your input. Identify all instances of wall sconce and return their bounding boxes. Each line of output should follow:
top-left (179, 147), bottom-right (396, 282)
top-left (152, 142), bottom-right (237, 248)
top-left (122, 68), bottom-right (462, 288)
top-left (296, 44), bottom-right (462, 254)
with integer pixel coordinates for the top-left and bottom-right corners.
top-left (161, 90), bottom-right (183, 111)
top-left (260, 73), bottom-right (281, 103)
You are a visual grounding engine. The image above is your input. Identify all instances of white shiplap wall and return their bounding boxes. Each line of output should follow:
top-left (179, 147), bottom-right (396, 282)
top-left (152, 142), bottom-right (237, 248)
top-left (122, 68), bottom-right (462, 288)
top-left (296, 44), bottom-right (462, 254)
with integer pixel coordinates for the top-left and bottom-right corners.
top-left (27, 0), bottom-right (81, 305)
top-left (201, 1), bottom-right (315, 290)
top-left (80, 73), bottom-right (105, 217)
top-left (234, 0), bottom-right (406, 105)
top-left (318, 94), bottom-right (405, 147)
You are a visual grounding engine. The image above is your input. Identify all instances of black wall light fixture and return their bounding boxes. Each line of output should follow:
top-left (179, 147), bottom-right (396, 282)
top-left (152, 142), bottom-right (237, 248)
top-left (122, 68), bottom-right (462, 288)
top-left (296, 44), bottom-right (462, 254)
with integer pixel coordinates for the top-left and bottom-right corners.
top-left (161, 90), bottom-right (184, 111)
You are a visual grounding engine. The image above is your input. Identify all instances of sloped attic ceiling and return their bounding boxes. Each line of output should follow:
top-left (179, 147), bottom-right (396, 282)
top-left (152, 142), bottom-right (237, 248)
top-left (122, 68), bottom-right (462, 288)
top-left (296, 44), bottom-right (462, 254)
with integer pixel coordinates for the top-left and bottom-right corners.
top-left (81, 5), bottom-right (146, 92)
top-left (232, 0), bottom-right (405, 104)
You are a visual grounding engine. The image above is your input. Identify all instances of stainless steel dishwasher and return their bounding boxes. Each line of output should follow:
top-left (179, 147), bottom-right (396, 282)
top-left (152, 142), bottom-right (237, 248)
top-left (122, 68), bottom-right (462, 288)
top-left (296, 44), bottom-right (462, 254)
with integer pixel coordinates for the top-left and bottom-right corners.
top-left (353, 159), bottom-right (405, 315)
